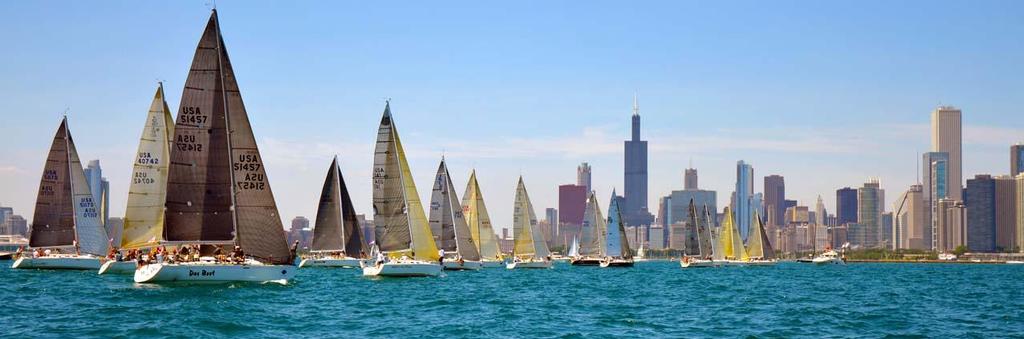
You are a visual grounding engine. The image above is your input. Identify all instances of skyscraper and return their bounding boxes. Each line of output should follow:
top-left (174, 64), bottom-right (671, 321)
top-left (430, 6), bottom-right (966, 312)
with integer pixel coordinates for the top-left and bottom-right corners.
top-left (836, 187), bottom-right (858, 225)
top-left (1012, 144), bottom-right (1024, 177)
top-left (764, 175), bottom-right (785, 228)
top-left (83, 160), bottom-right (110, 228)
top-left (931, 106), bottom-right (962, 202)
top-left (1017, 173), bottom-right (1024, 253)
top-left (684, 168), bottom-right (698, 190)
top-left (893, 184), bottom-right (926, 250)
top-left (856, 180), bottom-right (883, 248)
top-left (734, 160), bottom-right (754, 240)
top-left (936, 199), bottom-right (966, 252)
top-left (995, 175), bottom-right (1018, 252)
top-left (577, 162), bottom-right (592, 193)
top-left (814, 196), bottom-right (825, 226)
top-left (558, 184), bottom-right (587, 243)
top-left (623, 94), bottom-right (652, 227)
top-left (924, 152), bottom-right (950, 250)
top-left (965, 175), bottom-right (996, 252)
top-left (545, 207), bottom-right (559, 246)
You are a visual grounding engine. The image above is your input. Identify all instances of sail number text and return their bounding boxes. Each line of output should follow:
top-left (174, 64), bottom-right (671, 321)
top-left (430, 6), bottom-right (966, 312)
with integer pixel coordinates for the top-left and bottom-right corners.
top-left (175, 134), bottom-right (203, 152)
top-left (234, 154), bottom-right (266, 190)
top-left (179, 106), bottom-right (208, 125)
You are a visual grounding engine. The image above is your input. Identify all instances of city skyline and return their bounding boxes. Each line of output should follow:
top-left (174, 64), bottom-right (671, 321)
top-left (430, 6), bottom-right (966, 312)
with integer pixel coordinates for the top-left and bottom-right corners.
top-left (2, 2), bottom-right (1024, 235)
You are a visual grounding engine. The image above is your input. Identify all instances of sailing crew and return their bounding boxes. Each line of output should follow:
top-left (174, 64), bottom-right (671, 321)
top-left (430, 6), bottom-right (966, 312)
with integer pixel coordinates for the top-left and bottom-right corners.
top-left (289, 240), bottom-right (299, 262)
top-left (232, 245), bottom-right (245, 263)
top-left (438, 249), bottom-right (445, 264)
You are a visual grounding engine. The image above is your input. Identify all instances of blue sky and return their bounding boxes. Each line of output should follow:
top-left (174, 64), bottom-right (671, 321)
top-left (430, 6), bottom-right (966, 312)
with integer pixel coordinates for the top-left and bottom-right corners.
top-left (1, 1), bottom-right (1022, 233)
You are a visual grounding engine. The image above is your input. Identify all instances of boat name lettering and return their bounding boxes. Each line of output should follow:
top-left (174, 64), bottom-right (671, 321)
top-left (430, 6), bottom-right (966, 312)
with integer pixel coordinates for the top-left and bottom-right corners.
top-left (188, 269), bottom-right (216, 277)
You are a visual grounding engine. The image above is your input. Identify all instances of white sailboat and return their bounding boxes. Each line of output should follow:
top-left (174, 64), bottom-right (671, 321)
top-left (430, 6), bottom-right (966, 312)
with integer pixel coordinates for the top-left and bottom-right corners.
top-left (681, 201), bottom-right (720, 268)
top-left (567, 235), bottom-right (579, 258)
top-left (99, 83), bottom-right (175, 275)
top-left (134, 10), bottom-right (296, 283)
top-left (462, 170), bottom-right (504, 268)
top-left (744, 211), bottom-right (778, 266)
top-left (599, 191), bottom-right (633, 267)
top-left (299, 157), bottom-right (369, 268)
top-left (571, 192), bottom-right (605, 266)
top-left (429, 158), bottom-right (482, 270)
top-left (361, 102), bottom-right (442, 277)
top-left (506, 177), bottom-right (552, 269)
top-left (13, 117), bottom-right (109, 270)
top-left (634, 241), bottom-right (646, 262)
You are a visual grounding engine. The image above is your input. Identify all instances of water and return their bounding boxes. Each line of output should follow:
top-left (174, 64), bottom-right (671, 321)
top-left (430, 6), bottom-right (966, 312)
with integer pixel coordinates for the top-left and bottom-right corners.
top-left (2, 261), bottom-right (1022, 338)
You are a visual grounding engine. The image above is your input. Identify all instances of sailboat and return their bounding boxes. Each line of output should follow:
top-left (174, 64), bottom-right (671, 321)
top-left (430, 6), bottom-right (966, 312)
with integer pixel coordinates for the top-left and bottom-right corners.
top-left (599, 191), bottom-right (633, 267)
top-left (429, 158), bottom-right (482, 270)
top-left (566, 235), bottom-right (580, 260)
top-left (634, 241), bottom-right (646, 262)
top-left (361, 102), bottom-right (442, 277)
top-left (299, 157), bottom-right (369, 268)
top-left (680, 200), bottom-right (719, 268)
top-left (13, 117), bottom-right (109, 270)
top-left (716, 206), bottom-right (748, 267)
top-left (744, 211), bottom-right (777, 266)
top-left (506, 177), bottom-right (553, 269)
top-left (99, 83), bottom-right (175, 275)
top-left (134, 10), bottom-right (296, 283)
top-left (571, 192), bottom-right (605, 266)
top-left (462, 170), bottom-right (504, 268)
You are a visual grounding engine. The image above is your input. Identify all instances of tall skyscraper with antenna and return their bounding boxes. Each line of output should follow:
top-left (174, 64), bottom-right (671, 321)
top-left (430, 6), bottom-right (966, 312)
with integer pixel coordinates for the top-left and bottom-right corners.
top-left (624, 93), bottom-right (652, 228)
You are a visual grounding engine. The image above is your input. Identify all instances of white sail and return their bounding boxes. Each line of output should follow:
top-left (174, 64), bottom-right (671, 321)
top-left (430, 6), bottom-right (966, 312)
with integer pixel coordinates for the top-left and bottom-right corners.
top-left (579, 192), bottom-right (606, 257)
top-left (568, 235), bottom-right (579, 257)
top-left (122, 84), bottom-right (174, 249)
top-left (67, 131), bottom-right (108, 256)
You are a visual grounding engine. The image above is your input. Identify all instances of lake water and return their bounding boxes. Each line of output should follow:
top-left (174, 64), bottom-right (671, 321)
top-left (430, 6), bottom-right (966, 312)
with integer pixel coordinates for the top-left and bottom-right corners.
top-left (2, 261), bottom-right (1022, 337)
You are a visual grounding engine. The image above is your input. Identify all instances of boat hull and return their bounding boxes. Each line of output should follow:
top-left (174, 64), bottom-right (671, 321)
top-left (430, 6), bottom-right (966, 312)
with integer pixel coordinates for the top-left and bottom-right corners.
top-left (506, 260), bottom-right (552, 269)
top-left (599, 259), bottom-right (634, 268)
top-left (12, 255), bottom-right (102, 270)
top-left (298, 257), bottom-right (364, 268)
top-left (480, 260), bottom-right (505, 268)
top-left (134, 262), bottom-right (297, 284)
top-left (361, 260), bottom-right (441, 277)
top-left (570, 257), bottom-right (602, 266)
top-left (680, 259), bottom-right (720, 268)
top-left (98, 260), bottom-right (137, 275)
top-left (442, 260), bottom-right (482, 271)
top-left (812, 258), bottom-right (845, 265)
top-left (744, 260), bottom-right (778, 266)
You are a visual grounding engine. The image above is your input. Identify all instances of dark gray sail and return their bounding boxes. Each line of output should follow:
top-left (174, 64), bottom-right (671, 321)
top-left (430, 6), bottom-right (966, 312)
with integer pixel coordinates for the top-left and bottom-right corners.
top-left (685, 199), bottom-right (699, 256)
top-left (29, 118), bottom-right (76, 248)
top-left (165, 10), bottom-right (290, 264)
top-left (337, 161), bottom-right (367, 257)
top-left (757, 213), bottom-right (776, 260)
top-left (311, 158), bottom-right (345, 252)
top-left (372, 103), bottom-right (412, 253)
top-left (428, 159), bottom-right (480, 261)
top-left (700, 204), bottom-right (715, 259)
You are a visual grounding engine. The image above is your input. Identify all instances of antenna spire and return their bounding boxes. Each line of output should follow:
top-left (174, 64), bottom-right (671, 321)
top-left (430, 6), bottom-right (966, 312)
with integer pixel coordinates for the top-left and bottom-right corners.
top-left (632, 91), bottom-right (639, 116)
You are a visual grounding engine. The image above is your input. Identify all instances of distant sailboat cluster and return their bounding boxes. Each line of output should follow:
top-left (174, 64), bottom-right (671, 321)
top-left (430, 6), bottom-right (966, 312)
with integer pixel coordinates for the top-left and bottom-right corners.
top-left (10, 9), bottom-right (802, 284)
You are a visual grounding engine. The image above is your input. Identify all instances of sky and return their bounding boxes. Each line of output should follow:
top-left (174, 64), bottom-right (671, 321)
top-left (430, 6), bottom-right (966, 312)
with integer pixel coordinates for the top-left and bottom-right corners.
top-left (1, 1), bottom-right (1023, 235)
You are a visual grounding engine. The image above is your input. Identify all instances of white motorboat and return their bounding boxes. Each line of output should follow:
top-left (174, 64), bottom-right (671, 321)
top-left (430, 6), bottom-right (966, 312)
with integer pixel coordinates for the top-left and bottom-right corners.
top-left (506, 258), bottom-right (552, 269)
top-left (362, 257), bottom-right (442, 277)
top-left (812, 250), bottom-right (845, 265)
top-left (98, 260), bottom-right (137, 274)
top-left (134, 257), bottom-right (296, 284)
top-left (298, 257), bottom-right (365, 268)
top-left (13, 254), bottom-right (103, 270)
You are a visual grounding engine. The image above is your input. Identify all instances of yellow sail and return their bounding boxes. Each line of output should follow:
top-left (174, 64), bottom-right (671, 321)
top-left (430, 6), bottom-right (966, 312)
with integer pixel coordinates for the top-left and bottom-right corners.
top-left (394, 129), bottom-right (439, 261)
top-left (462, 171), bottom-right (502, 261)
top-left (719, 206), bottom-right (735, 259)
top-left (512, 177), bottom-right (536, 258)
top-left (733, 212), bottom-right (749, 261)
top-left (121, 84), bottom-right (174, 249)
top-left (745, 211), bottom-right (765, 259)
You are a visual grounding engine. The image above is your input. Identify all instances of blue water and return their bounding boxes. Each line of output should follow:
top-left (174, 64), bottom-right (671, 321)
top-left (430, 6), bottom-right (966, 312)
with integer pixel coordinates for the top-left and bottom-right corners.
top-left (2, 261), bottom-right (1022, 338)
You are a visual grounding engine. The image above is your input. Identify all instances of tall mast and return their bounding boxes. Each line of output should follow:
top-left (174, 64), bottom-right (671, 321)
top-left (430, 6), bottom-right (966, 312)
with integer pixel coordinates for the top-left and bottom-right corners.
top-left (213, 9), bottom-right (240, 246)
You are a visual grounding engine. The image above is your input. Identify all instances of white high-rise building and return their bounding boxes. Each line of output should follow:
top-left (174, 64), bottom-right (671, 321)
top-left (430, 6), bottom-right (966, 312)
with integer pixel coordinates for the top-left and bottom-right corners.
top-left (931, 106), bottom-right (962, 204)
top-left (577, 162), bottom-right (592, 193)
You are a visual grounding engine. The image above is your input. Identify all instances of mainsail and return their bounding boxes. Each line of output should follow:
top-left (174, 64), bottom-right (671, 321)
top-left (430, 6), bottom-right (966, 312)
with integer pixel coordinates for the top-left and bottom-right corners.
top-left (605, 192), bottom-right (631, 259)
top-left (707, 205), bottom-right (724, 261)
top-left (685, 199), bottom-right (700, 257)
top-left (745, 211), bottom-right (775, 260)
top-left (164, 10), bottom-right (290, 264)
top-left (29, 117), bottom-right (108, 256)
top-left (372, 103), bottom-right (439, 261)
top-left (428, 159), bottom-right (480, 261)
top-left (311, 157), bottom-right (367, 256)
top-left (462, 170), bottom-right (502, 261)
top-left (121, 83), bottom-right (174, 249)
top-left (567, 235), bottom-right (579, 257)
top-left (718, 206), bottom-right (749, 260)
top-left (579, 192), bottom-right (606, 257)
top-left (512, 177), bottom-right (549, 258)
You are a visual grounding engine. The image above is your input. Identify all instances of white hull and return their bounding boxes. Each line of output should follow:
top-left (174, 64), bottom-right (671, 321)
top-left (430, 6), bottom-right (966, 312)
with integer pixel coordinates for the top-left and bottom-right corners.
top-left (812, 257), bottom-right (845, 265)
top-left (480, 260), bottom-right (505, 268)
top-left (506, 260), bottom-right (552, 269)
top-left (599, 258), bottom-right (634, 268)
top-left (361, 260), bottom-right (441, 277)
top-left (680, 259), bottom-right (720, 268)
top-left (744, 259), bottom-right (778, 266)
top-left (134, 261), bottom-right (297, 284)
top-left (719, 260), bottom-right (749, 267)
top-left (12, 255), bottom-right (102, 270)
top-left (98, 260), bottom-right (137, 275)
top-left (1006, 260), bottom-right (1024, 265)
top-left (442, 260), bottom-right (482, 271)
top-left (298, 257), bottom-right (364, 268)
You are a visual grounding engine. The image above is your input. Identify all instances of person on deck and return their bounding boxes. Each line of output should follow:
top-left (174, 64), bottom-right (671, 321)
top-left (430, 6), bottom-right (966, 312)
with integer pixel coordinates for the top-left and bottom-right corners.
top-left (289, 240), bottom-right (299, 262)
top-left (438, 249), bottom-right (445, 265)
